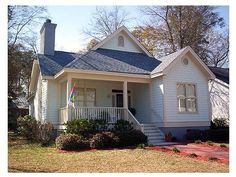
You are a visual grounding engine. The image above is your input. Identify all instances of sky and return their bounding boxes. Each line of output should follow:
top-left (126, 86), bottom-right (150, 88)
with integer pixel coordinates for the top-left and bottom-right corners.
top-left (37, 6), bottom-right (229, 52)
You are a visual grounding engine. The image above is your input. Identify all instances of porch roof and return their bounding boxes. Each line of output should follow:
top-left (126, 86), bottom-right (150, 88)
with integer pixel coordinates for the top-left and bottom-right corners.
top-left (38, 48), bottom-right (161, 76)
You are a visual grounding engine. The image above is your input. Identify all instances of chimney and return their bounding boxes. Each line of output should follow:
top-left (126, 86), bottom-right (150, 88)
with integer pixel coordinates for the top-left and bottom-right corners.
top-left (40, 19), bottom-right (57, 55)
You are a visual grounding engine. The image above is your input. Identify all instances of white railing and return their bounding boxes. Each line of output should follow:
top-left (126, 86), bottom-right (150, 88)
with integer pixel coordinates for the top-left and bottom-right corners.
top-left (59, 107), bottom-right (143, 132)
top-left (59, 107), bottom-right (68, 124)
top-left (125, 109), bottom-right (144, 132)
top-left (72, 107), bottom-right (124, 123)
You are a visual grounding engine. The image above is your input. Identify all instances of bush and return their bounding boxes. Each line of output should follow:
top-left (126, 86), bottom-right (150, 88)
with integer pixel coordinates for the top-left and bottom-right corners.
top-left (189, 153), bottom-right (198, 158)
top-left (137, 143), bottom-right (145, 149)
top-left (186, 129), bottom-right (229, 142)
top-left (115, 130), bottom-right (147, 147)
top-left (56, 134), bottom-right (89, 150)
top-left (90, 131), bottom-right (119, 149)
top-left (17, 115), bottom-right (38, 140)
top-left (35, 122), bottom-right (54, 146)
top-left (206, 140), bottom-right (214, 146)
top-left (211, 118), bottom-right (229, 129)
top-left (208, 157), bottom-right (218, 161)
top-left (220, 144), bottom-right (227, 148)
top-left (65, 118), bottom-right (109, 137)
top-left (114, 120), bottom-right (133, 131)
top-left (128, 108), bottom-right (136, 116)
top-left (172, 147), bottom-right (180, 153)
top-left (194, 140), bottom-right (202, 144)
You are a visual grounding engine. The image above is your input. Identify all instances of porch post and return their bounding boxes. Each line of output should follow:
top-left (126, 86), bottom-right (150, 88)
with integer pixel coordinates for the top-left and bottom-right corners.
top-left (123, 81), bottom-right (128, 109)
top-left (66, 75), bottom-right (72, 121)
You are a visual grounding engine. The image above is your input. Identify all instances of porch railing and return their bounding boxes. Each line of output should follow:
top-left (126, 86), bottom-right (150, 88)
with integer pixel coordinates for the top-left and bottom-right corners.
top-left (59, 107), bottom-right (144, 132)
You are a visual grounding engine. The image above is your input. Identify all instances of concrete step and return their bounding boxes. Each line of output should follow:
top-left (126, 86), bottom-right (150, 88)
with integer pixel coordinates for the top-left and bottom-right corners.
top-left (148, 136), bottom-right (165, 140)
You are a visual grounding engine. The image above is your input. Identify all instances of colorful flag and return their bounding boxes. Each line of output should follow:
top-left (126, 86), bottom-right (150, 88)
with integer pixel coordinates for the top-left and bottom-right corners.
top-left (68, 83), bottom-right (76, 107)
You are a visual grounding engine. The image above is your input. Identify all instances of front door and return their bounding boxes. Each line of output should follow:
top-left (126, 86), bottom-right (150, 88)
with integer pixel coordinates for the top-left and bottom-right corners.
top-left (116, 94), bottom-right (123, 107)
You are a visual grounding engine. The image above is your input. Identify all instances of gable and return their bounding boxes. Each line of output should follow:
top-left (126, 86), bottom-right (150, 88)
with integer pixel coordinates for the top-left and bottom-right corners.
top-left (100, 31), bottom-right (143, 53)
top-left (92, 26), bottom-right (153, 57)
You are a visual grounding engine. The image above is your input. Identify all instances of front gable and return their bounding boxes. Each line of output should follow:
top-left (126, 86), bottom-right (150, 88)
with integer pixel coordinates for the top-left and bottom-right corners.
top-left (92, 26), bottom-right (153, 57)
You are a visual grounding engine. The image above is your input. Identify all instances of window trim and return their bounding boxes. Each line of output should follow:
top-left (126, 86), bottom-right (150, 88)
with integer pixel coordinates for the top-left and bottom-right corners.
top-left (176, 82), bottom-right (198, 114)
top-left (118, 35), bottom-right (124, 47)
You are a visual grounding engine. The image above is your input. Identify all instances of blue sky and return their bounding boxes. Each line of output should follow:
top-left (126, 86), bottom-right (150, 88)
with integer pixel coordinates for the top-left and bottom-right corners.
top-left (41, 6), bottom-right (229, 52)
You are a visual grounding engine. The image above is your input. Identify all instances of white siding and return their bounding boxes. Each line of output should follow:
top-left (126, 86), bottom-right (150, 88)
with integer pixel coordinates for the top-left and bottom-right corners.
top-left (41, 79), bottom-right (48, 122)
top-left (163, 55), bottom-right (210, 126)
top-left (33, 75), bottom-right (42, 121)
top-left (100, 31), bottom-right (143, 53)
top-left (209, 79), bottom-right (229, 119)
top-left (132, 83), bottom-right (151, 123)
top-left (150, 77), bottom-right (164, 123)
top-left (47, 80), bottom-right (59, 124)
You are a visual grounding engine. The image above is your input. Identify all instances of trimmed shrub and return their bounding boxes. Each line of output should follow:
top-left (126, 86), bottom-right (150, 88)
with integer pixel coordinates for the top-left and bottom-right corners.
top-left (17, 115), bottom-right (38, 140)
top-left (65, 118), bottom-right (109, 137)
top-left (186, 129), bottom-right (229, 142)
top-left (137, 143), bottom-right (145, 149)
top-left (56, 134), bottom-right (89, 150)
top-left (114, 120), bottom-right (133, 131)
top-left (172, 147), bottom-right (180, 153)
top-left (35, 122), bottom-right (54, 146)
top-left (90, 131), bottom-right (119, 149)
top-left (115, 130), bottom-right (147, 147)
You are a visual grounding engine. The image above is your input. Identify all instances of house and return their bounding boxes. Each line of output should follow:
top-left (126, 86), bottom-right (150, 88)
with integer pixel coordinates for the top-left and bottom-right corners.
top-left (28, 19), bottom-right (215, 144)
top-left (209, 67), bottom-right (229, 121)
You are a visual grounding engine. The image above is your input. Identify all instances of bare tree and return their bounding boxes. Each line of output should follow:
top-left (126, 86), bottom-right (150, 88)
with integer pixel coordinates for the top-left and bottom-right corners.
top-left (83, 6), bottom-right (131, 41)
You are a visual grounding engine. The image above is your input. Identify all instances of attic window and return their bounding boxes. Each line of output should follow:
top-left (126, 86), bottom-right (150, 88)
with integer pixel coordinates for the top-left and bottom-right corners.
top-left (182, 58), bottom-right (189, 65)
top-left (118, 36), bottom-right (124, 47)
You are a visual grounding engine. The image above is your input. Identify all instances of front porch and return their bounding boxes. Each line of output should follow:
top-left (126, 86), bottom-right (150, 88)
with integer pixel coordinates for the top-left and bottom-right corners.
top-left (57, 74), bottom-right (152, 130)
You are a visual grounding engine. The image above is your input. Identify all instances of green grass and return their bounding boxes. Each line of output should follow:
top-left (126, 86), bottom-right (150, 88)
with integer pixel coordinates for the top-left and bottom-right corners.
top-left (172, 147), bottom-right (180, 153)
top-left (209, 157), bottom-right (219, 161)
top-left (8, 135), bottom-right (229, 173)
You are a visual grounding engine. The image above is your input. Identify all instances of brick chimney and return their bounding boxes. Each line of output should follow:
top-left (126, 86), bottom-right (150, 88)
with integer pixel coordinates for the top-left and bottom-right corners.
top-left (40, 19), bottom-right (57, 55)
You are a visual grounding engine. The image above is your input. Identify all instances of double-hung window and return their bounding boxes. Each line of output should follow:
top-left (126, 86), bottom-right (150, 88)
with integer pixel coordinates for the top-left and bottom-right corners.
top-left (177, 83), bottom-right (197, 113)
top-left (74, 88), bottom-right (96, 107)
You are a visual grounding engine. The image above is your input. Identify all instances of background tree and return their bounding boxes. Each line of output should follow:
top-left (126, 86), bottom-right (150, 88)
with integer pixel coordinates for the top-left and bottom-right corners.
top-left (134, 6), bottom-right (228, 67)
top-left (83, 6), bottom-right (131, 41)
top-left (8, 6), bottom-right (48, 104)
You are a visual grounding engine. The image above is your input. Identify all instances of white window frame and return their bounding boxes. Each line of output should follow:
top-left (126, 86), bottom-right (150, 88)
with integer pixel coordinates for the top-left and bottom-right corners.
top-left (75, 87), bottom-right (96, 107)
top-left (177, 83), bottom-right (197, 113)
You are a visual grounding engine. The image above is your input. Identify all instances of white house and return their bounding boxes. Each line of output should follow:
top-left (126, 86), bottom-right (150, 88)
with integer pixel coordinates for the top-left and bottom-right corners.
top-left (28, 19), bottom-right (215, 144)
top-left (209, 67), bottom-right (229, 121)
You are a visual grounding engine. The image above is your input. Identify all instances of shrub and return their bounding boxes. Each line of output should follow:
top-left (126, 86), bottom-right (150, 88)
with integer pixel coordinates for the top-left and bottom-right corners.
top-left (115, 130), bottom-right (147, 147)
top-left (90, 132), bottom-right (119, 149)
top-left (186, 129), bottom-right (229, 142)
top-left (211, 118), bottom-right (229, 129)
top-left (35, 122), bottom-right (54, 146)
top-left (17, 115), bottom-right (38, 140)
top-left (114, 120), bottom-right (133, 131)
top-left (137, 143), bottom-right (145, 149)
top-left (206, 140), bottom-right (214, 146)
top-left (128, 108), bottom-right (136, 116)
top-left (172, 147), bottom-right (180, 153)
top-left (65, 118), bottom-right (109, 137)
top-left (194, 140), bottom-right (202, 144)
top-left (189, 153), bottom-right (198, 158)
top-left (208, 156), bottom-right (219, 161)
top-left (220, 144), bottom-right (227, 148)
top-left (56, 134), bottom-right (89, 150)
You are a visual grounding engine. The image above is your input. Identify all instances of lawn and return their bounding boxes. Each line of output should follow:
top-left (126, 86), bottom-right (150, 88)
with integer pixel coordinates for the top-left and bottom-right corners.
top-left (8, 135), bottom-right (229, 173)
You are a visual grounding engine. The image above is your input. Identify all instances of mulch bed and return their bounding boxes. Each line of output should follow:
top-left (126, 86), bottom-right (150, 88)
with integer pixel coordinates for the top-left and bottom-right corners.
top-left (146, 146), bottom-right (229, 165)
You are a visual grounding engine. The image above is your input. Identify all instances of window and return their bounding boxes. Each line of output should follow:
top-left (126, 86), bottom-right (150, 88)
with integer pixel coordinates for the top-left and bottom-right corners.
top-left (74, 88), bottom-right (96, 107)
top-left (177, 83), bottom-right (197, 112)
top-left (118, 36), bottom-right (124, 47)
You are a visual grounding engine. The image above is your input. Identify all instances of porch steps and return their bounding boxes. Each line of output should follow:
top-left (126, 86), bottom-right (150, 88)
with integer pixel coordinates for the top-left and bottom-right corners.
top-left (142, 124), bottom-right (165, 145)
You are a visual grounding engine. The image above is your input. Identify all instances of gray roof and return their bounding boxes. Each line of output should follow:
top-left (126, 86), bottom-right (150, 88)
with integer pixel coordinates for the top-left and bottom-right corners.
top-left (38, 48), bottom-right (161, 76)
top-left (209, 66), bottom-right (229, 84)
top-left (151, 47), bottom-right (187, 74)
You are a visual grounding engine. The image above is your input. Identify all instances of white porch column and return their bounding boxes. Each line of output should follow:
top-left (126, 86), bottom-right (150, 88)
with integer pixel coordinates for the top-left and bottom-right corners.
top-left (66, 75), bottom-right (72, 121)
top-left (123, 81), bottom-right (128, 109)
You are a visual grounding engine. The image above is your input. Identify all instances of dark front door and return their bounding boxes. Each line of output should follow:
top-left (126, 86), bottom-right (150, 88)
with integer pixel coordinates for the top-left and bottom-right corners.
top-left (116, 94), bottom-right (123, 107)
